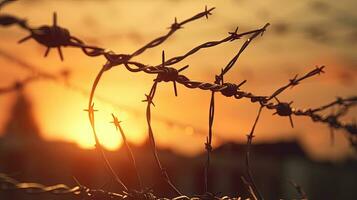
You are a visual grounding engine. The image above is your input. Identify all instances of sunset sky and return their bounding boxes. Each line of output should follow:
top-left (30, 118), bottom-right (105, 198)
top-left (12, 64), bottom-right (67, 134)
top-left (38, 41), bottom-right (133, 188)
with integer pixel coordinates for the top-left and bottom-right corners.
top-left (0, 0), bottom-right (356, 161)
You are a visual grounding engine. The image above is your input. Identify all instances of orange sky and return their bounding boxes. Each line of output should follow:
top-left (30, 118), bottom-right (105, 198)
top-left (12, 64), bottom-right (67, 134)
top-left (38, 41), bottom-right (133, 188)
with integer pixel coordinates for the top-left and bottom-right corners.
top-left (0, 0), bottom-right (356, 161)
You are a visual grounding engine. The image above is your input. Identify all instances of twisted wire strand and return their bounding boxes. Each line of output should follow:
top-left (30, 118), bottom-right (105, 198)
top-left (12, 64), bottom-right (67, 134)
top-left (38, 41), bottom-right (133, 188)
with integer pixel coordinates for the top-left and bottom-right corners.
top-left (131, 6), bottom-right (215, 58)
top-left (310, 96), bottom-right (357, 113)
top-left (121, 62), bottom-right (356, 141)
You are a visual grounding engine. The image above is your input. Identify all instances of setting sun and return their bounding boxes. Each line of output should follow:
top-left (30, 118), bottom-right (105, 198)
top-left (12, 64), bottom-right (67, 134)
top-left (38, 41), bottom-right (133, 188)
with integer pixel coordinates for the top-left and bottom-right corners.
top-left (28, 82), bottom-right (147, 150)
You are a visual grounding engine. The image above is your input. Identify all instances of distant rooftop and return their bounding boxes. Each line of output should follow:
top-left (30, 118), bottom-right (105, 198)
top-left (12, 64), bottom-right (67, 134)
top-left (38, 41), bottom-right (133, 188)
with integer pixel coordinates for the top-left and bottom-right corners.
top-left (213, 140), bottom-right (307, 158)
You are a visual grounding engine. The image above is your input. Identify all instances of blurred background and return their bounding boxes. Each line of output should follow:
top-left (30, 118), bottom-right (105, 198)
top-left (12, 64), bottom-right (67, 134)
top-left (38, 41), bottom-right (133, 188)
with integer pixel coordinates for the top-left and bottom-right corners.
top-left (0, 0), bottom-right (356, 199)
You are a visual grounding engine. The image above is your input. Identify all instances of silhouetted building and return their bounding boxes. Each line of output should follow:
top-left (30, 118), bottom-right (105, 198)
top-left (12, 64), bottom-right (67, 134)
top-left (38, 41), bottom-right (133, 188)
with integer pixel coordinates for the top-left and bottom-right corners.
top-left (2, 92), bottom-right (41, 141)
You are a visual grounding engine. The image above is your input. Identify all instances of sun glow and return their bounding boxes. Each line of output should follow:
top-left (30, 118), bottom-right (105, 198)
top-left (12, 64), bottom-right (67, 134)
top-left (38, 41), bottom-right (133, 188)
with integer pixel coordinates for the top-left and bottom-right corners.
top-left (32, 84), bottom-right (146, 151)
top-left (76, 102), bottom-right (148, 150)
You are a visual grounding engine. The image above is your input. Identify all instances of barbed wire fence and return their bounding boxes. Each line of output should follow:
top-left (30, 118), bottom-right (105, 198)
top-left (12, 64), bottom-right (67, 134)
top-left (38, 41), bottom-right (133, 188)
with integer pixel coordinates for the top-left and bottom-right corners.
top-left (0, 0), bottom-right (356, 199)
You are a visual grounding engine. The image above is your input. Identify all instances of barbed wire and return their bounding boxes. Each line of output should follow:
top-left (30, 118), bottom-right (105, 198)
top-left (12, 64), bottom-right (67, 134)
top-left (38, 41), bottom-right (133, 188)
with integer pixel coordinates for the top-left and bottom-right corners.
top-left (77, 6), bottom-right (269, 197)
top-left (204, 21), bottom-right (270, 194)
top-left (143, 75), bottom-right (182, 196)
top-left (0, 48), bottom-right (228, 142)
top-left (0, 1), bottom-right (356, 199)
